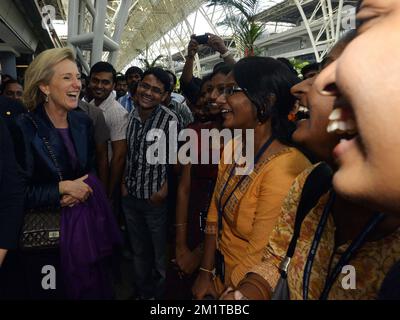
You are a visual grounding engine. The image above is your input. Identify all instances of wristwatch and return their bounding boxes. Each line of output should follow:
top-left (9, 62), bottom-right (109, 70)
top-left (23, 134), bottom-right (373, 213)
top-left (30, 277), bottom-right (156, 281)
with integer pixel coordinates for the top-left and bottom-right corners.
top-left (220, 51), bottom-right (232, 59)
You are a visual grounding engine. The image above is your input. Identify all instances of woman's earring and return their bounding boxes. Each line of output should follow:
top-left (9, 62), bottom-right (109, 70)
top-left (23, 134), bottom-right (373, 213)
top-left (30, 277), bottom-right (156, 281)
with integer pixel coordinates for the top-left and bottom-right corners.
top-left (45, 93), bottom-right (49, 103)
top-left (259, 108), bottom-right (266, 121)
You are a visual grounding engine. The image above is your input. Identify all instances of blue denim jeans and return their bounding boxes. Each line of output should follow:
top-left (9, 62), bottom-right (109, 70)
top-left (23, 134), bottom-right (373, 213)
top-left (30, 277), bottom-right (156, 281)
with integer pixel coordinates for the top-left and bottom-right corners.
top-left (122, 195), bottom-right (167, 299)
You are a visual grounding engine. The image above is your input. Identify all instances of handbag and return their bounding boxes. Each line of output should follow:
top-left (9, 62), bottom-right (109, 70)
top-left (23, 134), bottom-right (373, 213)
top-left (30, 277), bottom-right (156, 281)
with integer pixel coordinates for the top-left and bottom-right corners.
top-left (19, 114), bottom-right (63, 251)
top-left (271, 163), bottom-right (332, 300)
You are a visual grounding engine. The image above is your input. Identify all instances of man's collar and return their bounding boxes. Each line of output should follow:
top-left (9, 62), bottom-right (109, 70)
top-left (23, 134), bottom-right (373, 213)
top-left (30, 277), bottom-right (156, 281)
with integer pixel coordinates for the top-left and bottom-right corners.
top-left (91, 91), bottom-right (114, 111)
top-left (134, 104), bottom-right (162, 122)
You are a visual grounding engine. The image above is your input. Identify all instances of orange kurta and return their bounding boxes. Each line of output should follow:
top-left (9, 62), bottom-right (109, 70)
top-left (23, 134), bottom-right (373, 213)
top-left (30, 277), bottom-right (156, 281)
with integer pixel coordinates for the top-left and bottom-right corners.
top-left (206, 140), bottom-right (310, 287)
top-left (250, 164), bottom-right (400, 300)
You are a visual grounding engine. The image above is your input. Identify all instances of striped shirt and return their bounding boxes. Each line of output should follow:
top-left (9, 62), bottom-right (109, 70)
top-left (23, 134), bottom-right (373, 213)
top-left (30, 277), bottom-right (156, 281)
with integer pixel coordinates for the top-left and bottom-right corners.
top-left (167, 99), bottom-right (194, 129)
top-left (126, 105), bottom-right (180, 199)
top-left (118, 93), bottom-right (134, 113)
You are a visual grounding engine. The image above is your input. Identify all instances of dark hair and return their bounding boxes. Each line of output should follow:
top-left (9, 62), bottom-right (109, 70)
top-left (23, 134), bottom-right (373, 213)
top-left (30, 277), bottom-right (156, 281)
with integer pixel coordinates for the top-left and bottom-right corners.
top-left (142, 67), bottom-right (172, 93)
top-left (301, 63), bottom-right (319, 77)
top-left (116, 73), bottom-right (126, 82)
top-left (90, 61), bottom-right (117, 83)
top-left (1, 74), bottom-right (14, 82)
top-left (233, 56), bottom-right (300, 143)
top-left (213, 62), bottom-right (227, 73)
top-left (1, 79), bottom-right (22, 94)
top-left (277, 57), bottom-right (298, 76)
top-left (125, 66), bottom-right (144, 79)
top-left (165, 70), bottom-right (177, 87)
top-left (191, 74), bottom-right (213, 105)
top-left (200, 74), bottom-right (212, 88)
top-left (210, 64), bottom-right (233, 80)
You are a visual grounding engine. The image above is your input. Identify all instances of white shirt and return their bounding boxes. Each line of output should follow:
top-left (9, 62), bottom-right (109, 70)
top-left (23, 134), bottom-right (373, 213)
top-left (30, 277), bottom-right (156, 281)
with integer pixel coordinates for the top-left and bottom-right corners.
top-left (171, 92), bottom-right (186, 104)
top-left (91, 92), bottom-right (128, 142)
top-left (90, 92), bottom-right (128, 162)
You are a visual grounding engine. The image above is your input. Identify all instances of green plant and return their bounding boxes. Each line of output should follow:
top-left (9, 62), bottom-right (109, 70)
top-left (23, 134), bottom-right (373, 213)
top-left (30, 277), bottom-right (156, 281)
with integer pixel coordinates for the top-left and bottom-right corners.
top-left (138, 54), bottom-right (165, 70)
top-left (290, 58), bottom-right (310, 75)
top-left (208, 0), bottom-right (265, 57)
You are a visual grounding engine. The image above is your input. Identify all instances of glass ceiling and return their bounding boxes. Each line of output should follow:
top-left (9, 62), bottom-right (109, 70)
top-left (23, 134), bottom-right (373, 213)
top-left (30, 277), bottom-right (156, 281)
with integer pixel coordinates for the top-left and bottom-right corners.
top-left (53, 0), bottom-right (288, 70)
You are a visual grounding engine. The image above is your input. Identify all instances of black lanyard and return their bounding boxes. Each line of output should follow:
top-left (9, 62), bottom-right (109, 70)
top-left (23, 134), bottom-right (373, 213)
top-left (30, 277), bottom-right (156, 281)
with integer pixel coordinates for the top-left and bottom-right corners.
top-left (302, 192), bottom-right (385, 300)
top-left (217, 135), bottom-right (275, 239)
top-left (302, 191), bottom-right (335, 300)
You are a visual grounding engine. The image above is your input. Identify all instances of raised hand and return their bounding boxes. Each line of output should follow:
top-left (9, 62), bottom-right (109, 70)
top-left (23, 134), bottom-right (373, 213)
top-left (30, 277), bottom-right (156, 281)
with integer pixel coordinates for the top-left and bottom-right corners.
top-left (206, 33), bottom-right (228, 55)
top-left (187, 35), bottom-right (200, 58)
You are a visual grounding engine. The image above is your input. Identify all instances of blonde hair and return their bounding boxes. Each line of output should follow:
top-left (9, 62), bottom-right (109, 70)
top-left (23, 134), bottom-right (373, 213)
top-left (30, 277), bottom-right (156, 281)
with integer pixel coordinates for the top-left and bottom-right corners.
top-left (23, 47), bottom-right (76, 111)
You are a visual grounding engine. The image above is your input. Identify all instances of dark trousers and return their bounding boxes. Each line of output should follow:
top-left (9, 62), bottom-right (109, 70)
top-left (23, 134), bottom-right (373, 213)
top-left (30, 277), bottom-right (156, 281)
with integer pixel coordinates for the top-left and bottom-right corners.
top-left (0, 249), bottom-right (66, 300)
top-left (122, 195), bottom-right (167, 299)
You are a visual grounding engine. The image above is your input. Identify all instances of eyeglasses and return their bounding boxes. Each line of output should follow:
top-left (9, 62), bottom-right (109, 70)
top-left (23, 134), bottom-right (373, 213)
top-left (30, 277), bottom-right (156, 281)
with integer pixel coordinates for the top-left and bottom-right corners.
top-left (223, 85), bottom-right (248, 97)
top-left (138, 81), bottom-right (164, 95)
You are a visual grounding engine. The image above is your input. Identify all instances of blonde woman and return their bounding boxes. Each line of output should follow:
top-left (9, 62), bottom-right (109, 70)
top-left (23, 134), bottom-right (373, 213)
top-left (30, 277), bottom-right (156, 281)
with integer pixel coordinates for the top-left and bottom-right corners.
top-left (14, 48), bottom-right (121, 299)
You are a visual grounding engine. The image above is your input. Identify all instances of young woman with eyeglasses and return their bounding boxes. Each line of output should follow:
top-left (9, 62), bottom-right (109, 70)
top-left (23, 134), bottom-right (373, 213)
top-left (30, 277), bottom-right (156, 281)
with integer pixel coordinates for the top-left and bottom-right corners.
top-left (192, 57), bottom-right (310, 299)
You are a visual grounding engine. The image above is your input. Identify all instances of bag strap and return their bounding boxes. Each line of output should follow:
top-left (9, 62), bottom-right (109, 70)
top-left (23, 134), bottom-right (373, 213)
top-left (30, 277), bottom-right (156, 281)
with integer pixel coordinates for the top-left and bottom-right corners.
top-left (279, 162), bottom-right (333, 275)
top-left (26, 113), bottom-right (63, 181)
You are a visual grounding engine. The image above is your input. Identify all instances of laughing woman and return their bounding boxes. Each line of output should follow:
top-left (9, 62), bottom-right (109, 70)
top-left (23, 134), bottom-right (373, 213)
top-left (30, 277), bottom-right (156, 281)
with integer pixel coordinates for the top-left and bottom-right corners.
top-left (313, 0), bottom-right (400, 215)
top-left (14, 48), bottom-right (121, 299)
top-left (192, 57), bottom-right (310, 299)
top-left (224, 31), bottom-right (400, 301)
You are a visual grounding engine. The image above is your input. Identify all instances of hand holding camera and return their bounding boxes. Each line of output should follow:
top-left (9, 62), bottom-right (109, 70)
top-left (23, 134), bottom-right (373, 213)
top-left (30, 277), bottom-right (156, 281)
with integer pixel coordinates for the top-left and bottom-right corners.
top-left (193, 34), bottom-right (209, 45)
top-left (191, 33), bottom-right (229, 55)
top-left (187, 35), bottom-right (200, 58)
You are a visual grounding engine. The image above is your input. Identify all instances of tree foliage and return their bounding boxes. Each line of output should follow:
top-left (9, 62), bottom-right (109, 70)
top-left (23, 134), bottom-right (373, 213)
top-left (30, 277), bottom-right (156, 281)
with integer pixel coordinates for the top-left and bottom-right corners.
top-left (138, 55), bottom-right (165, 70)
top-left (208, 0), bottom-right (265, 56)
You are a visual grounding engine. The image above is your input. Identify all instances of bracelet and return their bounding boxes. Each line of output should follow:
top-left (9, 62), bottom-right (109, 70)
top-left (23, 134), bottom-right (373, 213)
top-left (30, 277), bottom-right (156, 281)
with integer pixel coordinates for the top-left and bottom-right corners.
top-left (234, 290), bottom-right (249, 300)
top-left (220, 51), bottom-right (232, 59)
top-left (199, 267), bottom-right (216, 278)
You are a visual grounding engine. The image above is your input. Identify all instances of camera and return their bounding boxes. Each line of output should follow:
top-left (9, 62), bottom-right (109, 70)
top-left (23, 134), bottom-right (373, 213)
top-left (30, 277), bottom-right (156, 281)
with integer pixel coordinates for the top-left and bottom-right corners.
top-left (193, 34), bottom-right (209, 45)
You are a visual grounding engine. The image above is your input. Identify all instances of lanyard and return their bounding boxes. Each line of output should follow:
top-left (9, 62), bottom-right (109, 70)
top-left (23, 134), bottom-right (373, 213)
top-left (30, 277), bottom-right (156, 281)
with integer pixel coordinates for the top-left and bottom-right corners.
top-left (217, 135), bottom-right (275, 240)
top-left (302, 191), bottom-right (335, 300)
top-left (302, 192), bottom-right (385, 300)
top-left (319, 211), bottom-right (385, 300)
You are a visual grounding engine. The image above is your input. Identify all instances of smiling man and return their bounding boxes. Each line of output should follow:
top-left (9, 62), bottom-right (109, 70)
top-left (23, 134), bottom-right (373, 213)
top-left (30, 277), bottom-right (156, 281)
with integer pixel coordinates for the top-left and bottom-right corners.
top-left (123, 67), bottom-right (180, 300)
top-left (1, 79), bottom-right (23, 102)
top-left (89, 62), bottom-right (128, 200)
